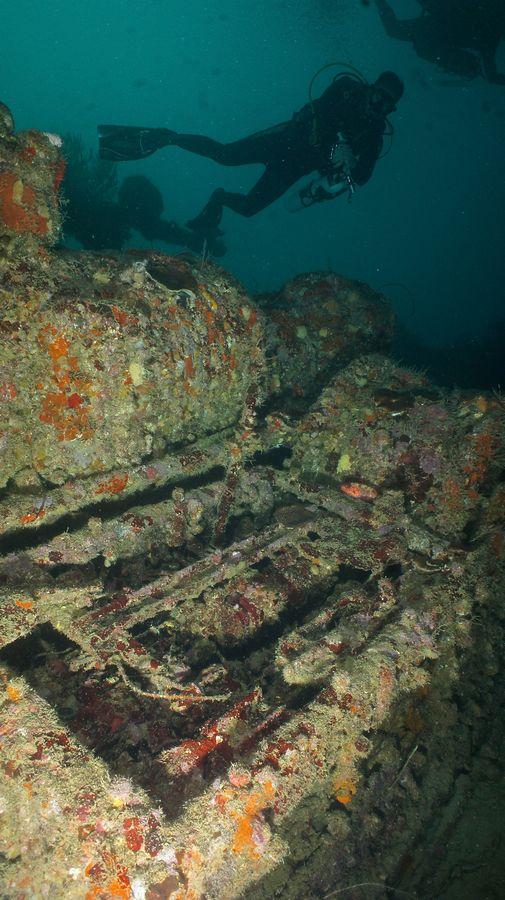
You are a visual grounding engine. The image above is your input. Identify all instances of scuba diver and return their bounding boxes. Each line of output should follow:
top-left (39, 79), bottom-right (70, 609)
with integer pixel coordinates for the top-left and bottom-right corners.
top-left (98, 69), bottom-right (404, 252)
top-left (374, 0), bottom-right (505, 84)
top-left (62, 132), bottom-right (221, 253)
top-left (114, 176), bottom-right (226, 255)
top-left (64, 171), bottom-right (220, 255)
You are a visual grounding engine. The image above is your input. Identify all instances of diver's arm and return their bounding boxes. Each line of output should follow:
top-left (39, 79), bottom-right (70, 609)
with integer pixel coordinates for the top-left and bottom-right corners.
top-left (374, 0), bottom-right (417, 41)
top-left (139, 217), bottom-right (205, 253)
top-left (481, 42), bottom-right (505, 84)
top-left (351, 134), bottom-right (383, 187)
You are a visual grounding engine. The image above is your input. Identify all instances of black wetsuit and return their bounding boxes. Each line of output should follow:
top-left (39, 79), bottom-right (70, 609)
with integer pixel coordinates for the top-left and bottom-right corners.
top-left (375, 0), bottom-right (505, 83)
top-left (63, 174), bottom-right (211, 254)
top-left (179, 76), bottom-right (387, 231)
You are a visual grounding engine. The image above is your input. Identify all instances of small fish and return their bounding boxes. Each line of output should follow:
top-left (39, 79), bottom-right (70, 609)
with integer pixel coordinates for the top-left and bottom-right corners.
top-left (340, 483), bottom-right (378, 501)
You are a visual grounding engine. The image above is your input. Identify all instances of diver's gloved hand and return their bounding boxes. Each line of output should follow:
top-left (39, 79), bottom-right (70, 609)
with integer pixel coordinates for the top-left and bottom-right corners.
top-left (330, 137), bottom-right (356, 174)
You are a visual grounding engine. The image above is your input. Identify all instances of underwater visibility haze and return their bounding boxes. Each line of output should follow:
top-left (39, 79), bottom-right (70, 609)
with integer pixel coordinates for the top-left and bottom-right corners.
top-left (2, 0), bottom-right (504, 355)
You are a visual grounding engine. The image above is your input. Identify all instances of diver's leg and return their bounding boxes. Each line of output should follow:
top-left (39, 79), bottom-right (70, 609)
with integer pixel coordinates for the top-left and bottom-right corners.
top-left (221, 164), bottom-right (303, 216)
top-left (374, 0), bottom-right (417, 41)
top-left (173, 128), bottom-right (285, 166)
top-left (98, 126), bottom-right (268, 164)
top-left (187, 163), bottom-right (302, 232)
top-left (98, 123), bottom-right (288, 164)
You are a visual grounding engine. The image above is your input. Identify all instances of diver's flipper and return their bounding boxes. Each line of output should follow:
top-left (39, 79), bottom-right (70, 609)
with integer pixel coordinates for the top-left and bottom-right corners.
top-left (98, 125), bottom-right (176, 161)
top-left (186, 189), bottom-right (226, 236)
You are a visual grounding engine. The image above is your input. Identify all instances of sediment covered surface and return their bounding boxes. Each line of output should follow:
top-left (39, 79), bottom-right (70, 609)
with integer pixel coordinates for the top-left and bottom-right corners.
top-left (1, 104), bottom-right (505, 900)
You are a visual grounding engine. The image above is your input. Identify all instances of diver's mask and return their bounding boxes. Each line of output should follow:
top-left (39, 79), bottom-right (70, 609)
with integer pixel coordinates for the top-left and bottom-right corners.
top-left (369, 72), bottom-right (404, 116)
top-left (367, 86), bottom-right (397, 117)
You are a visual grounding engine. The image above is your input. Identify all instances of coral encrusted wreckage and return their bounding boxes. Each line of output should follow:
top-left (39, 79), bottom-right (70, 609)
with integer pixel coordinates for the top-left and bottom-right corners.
top-left (0, 102), bottom-right (504, 900)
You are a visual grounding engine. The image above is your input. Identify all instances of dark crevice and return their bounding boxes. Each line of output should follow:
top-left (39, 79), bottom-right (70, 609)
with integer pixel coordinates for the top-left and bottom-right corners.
top-left (46, 563), bottom-right (77, 579)
top-left (284, 682), bottom-right (322, 711)
top-left (212, 579), bottom-right (342, 664)
top-left (0, 557), bottom-right (102, 593)
top-left (251, 556), bottom-right (271, 573)
top-left (146, 419), bottom-right (235, 455)
top-left (0, 465), bottom-right (72, 499)
top-left (0, 622), bottom-right (80, 670)
top-left (251, 445), bottom-right (292, 469)
top-left (337, 564), bottom-right (372, 583)
top-left (122, 662), bottom-right (153, 691)
top-left (0, 622), bottom-right (202, 815)
top-left (383, 562), bottom-right (404, 579)
top-left (129, 559), bottom-right (382, 677)
top-left (129, 611), bottom-right (174, 638)
top-left (0, 466), bottom-right (225, 556)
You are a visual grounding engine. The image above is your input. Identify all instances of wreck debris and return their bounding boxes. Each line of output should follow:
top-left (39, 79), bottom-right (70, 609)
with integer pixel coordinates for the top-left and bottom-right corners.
top-left (0, 102), bottom-right (504, 900)
top-left (257, 271), bottom-right (394, 404)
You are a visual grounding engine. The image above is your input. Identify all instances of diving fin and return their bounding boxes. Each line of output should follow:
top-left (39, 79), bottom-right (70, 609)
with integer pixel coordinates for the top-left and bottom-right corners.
top-left (98, 125), bottom-right (176, 161)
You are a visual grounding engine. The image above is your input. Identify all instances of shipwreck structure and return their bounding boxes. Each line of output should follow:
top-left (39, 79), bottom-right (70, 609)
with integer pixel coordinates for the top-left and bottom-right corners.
top-left (0, 102), bottom-right (504, 899)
